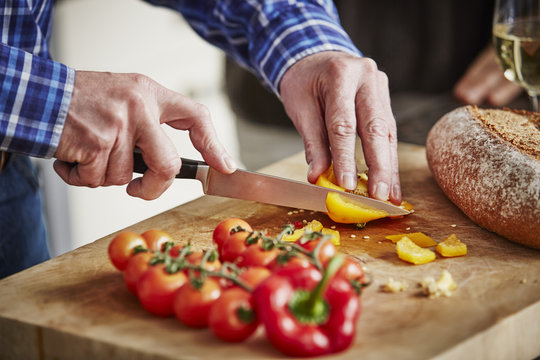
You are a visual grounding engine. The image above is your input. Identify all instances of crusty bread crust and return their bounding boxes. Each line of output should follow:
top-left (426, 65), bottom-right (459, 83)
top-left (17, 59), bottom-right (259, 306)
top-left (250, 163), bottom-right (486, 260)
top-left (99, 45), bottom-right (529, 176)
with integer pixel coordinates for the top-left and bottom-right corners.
top-left (426, 106), bottom-right (540, 249)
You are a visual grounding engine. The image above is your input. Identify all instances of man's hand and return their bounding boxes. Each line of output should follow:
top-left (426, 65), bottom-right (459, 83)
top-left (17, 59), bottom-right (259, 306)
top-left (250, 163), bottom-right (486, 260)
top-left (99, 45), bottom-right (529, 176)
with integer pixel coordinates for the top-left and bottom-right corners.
top-left (280, 52), bottom-right (401, 205)
top-left (54, 71), bottom-right (236, 200)
top-left (453, 47), bottom-right (522, 106)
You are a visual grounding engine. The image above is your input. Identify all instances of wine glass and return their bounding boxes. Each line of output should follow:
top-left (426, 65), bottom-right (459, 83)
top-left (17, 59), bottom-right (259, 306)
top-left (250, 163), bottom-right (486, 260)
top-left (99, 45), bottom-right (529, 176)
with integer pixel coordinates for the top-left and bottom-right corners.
top-left (493, 0), bottom-right (540, 112)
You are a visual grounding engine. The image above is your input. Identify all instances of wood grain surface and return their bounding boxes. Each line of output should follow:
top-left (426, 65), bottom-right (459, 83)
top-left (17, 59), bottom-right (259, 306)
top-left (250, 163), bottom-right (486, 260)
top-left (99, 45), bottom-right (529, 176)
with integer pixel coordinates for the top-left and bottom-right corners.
top-left (1, 143), bottom-right (539, 360)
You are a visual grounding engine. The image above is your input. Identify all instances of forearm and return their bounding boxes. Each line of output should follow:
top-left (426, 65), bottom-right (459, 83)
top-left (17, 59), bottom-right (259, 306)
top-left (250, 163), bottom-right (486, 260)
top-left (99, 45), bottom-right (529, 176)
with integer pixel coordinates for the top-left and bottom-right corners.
top-left (0, 43), bottom-right (75, 158)
top-left (143, 0), bottom-right (361, 94)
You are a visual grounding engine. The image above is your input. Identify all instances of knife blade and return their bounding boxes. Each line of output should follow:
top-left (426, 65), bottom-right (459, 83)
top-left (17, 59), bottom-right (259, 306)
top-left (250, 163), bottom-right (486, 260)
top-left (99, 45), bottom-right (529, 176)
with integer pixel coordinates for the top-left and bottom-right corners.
top-left (132, 151), bottom-right (409, 216)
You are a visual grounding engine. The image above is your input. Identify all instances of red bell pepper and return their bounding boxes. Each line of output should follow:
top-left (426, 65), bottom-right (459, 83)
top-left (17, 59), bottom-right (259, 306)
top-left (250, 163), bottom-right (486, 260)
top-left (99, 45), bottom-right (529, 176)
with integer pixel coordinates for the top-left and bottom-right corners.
top-left (253, 255), bottom-right (361, 357)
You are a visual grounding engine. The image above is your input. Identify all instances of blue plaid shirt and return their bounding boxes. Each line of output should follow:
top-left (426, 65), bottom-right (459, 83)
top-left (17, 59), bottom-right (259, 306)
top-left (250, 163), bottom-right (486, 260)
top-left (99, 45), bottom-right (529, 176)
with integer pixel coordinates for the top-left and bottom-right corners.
top-left (1, 0), bottom-right (360, 158)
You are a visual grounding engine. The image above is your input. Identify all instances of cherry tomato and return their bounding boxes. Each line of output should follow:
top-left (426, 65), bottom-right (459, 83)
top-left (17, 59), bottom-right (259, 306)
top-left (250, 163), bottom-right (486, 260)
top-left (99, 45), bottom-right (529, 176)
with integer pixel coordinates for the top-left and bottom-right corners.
top-left (137, 264), bottom-right (188, 317)
top-left (213, 218), bottom-right (252, 253)
top-left (238, 266), bottom-right (271, 288)
top-left (220, 230), bottom-right (251, 263)
top-left (237, 242), bottom-right (280, 269)
top-left (268, 253), bottom-right (312, 272)
top-left (296, 236), bottom-right (336, 267)
top-left (168, 244), bottom-right (185, 258)
top-left (174, 277), bottom-right (222, 328)
top-left (123, 251), bottom-right (154, 294)
top-left (141, 229), bottom-right (173, 251)
top-left (186, 250), bottom-right (222, 272)
top-left (209, 287), bottom-right (258, 342)
top-left (337, 256), bottom-right (365, 283)
top-left (108, 231), bottom-right (147, 271)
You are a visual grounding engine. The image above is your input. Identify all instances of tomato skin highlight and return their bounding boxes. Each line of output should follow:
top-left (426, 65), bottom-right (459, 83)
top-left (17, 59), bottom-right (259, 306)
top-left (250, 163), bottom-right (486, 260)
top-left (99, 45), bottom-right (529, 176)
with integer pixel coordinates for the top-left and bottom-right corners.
top-left (108, 231), bottom-right (147, 271)
top-left (209, 287), bottom-right (258, 342)
top-left (137, 264), bottom-right (188, 317)
top-left (123, 251), bottom-right (154, 295)
top-left (141, 229), bottom-right (173, 251)
top-left (174, 278), bottom-right (222, 328)
top-left (213, 218), bottom-right (252, 253)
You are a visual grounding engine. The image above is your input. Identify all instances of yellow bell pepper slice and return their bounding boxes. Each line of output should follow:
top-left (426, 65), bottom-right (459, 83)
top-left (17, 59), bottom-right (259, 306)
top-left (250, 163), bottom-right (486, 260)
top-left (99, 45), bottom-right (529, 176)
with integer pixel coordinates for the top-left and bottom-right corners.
top-left (282, 220), bottom-right (324, 242)
top-left (315, 166), bottom-right (345, 192)
top-left (326, 192), bottom-right (388, 224)
top-left (321, 227), bottom-right (340, 246)
top-left (396, 237), bottom-right (436, 265)
top-left (386, 232), bottom-right (437, 247)
top-left (436, 234), bottom-right (467, 257)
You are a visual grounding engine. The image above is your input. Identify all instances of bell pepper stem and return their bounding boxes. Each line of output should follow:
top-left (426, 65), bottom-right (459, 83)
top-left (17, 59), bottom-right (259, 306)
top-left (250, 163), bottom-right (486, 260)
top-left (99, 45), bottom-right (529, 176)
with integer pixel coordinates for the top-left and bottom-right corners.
top-left (289, 254), bottom-right (345, 324)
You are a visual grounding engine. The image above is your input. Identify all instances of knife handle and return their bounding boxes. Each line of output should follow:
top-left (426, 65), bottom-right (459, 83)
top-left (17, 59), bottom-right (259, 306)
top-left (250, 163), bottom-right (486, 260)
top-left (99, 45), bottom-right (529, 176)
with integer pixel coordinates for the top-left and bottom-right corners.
top-left (132, 150), bottom-right (207, 179)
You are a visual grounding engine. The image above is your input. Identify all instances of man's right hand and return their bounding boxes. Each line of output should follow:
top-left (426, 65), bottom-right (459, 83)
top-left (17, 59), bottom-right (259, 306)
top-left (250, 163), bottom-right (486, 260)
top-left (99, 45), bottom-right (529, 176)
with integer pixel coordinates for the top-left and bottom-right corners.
top-left (54, 71), bottom-right (236, 200)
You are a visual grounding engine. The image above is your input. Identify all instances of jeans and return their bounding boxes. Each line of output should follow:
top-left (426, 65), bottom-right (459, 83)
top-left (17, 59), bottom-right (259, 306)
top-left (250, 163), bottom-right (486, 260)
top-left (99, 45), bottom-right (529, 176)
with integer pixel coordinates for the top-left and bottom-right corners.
top-left (0, 155), bottom-right (49, 278)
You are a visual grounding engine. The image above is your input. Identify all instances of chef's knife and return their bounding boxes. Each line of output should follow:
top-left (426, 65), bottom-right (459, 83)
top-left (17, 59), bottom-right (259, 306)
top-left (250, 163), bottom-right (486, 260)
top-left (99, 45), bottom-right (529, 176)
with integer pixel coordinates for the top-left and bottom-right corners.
top-left (132, 151), bottom-right (409, 216)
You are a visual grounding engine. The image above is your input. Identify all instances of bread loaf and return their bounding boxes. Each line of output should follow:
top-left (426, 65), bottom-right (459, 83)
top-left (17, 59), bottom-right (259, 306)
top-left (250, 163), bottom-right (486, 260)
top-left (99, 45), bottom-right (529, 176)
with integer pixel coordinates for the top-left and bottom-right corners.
top-left (426, 106), bottom-right (540, 248)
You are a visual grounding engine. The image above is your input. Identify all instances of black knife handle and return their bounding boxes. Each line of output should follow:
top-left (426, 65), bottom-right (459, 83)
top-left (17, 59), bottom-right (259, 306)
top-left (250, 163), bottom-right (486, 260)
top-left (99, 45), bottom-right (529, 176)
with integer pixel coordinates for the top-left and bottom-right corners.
top-left (132, 150), bottom-right (207, 179)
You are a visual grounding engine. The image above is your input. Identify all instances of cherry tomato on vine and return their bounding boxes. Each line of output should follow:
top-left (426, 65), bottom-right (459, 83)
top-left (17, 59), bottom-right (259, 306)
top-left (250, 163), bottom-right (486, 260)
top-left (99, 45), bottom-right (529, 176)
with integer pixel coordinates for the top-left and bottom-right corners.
top-left (220, 230), bottom-right (251, 263)
top-left (108, 231), bottom-right (147, 271)
top-left (186, 250), bottom-right (222, 272)
top-left (296, 236), bottom-right (336, 267)
top-left (237, 242), bottom-right (280, 269)
top-left (137, 264), bottom-right (188, 317)
top-left (238, 266), bottom-right (271, 288)
top-left (209, 287), bottom-right (258, 342)
top-left (268, 253), bottom-right (312, 272)
top-left (337, 256), bottom-right (365, 283)
top-left (123, 251), bottom-right (154, 294)
top-left (141, 229), bottom-right (173, 251)
top-left (173, 277), bottom-right (222, 328)
top-left (213, 218), bottom-right (252, 253)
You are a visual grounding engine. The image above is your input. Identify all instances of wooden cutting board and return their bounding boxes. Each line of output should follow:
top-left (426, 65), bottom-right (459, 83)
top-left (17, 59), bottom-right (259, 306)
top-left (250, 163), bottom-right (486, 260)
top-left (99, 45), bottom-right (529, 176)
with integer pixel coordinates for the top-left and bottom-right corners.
top-left (1, 143), bottom-right (539, 360)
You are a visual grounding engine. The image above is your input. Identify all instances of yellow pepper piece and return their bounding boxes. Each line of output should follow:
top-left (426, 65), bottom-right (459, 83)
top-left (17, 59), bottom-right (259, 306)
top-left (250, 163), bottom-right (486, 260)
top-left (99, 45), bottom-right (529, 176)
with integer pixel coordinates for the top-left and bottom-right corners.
top-left (386, 232), bottom-right (437, 247)
top-left (325, 192), bottom-right (388, 224)
top-left (436, 234), bottom-right (467, 257)
top-left (396, 237), bottom-right (436, 265)
top-left (315, 166), bottom-right (345, 192)
top-left (321, 228), bottom-right (340, 246)
top-left (282, 220), bottom-right (324, 242)
top-left (305, 220), bottom-right (323, 232)
top-left (282, 229), bottom-right (304, 242)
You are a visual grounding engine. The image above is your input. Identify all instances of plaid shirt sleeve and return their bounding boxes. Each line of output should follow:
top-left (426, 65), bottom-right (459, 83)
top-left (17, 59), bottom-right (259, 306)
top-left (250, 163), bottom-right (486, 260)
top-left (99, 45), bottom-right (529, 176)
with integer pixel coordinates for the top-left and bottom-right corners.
top-left (1, 2), bottom-right (75, 158)
top-left (145, 0), bottom-right (361, 95)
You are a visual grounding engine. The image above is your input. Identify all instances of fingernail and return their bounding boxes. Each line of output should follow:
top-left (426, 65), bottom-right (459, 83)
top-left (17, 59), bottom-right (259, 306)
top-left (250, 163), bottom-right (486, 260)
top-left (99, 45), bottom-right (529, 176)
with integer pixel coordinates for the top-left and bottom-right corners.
top-left (392, 184), bottom-right (401, 200)
top-left (374, 182), bottom-right (389, 201)
top-left (223, 154), bottom-right (237, 172)
top-left (341, 172), bottom-right (356, 190)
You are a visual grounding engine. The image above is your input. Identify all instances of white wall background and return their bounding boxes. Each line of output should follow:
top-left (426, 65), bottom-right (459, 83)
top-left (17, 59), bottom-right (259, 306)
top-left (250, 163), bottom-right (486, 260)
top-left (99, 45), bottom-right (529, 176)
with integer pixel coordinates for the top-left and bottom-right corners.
top-left (37, 0), bottom-right (240, 255)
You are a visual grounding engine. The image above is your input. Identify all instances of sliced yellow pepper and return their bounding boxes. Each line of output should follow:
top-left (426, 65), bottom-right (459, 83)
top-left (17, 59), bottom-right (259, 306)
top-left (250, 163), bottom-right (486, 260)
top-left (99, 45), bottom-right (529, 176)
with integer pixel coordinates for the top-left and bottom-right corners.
top-left (282, 220), bottom-right (324, 242)
top-left (396, 237), bottom-right (436, 265)
top-left (436, 234), bottom-right (467, 257)
top-left (326, 192), bottom-right (388, 224)
top-left (386, 232), bottom-right (437, 247)
top-left (321, 227), bottom-right (340, 246)
top-left (316, 165), bottom-right (413, 225)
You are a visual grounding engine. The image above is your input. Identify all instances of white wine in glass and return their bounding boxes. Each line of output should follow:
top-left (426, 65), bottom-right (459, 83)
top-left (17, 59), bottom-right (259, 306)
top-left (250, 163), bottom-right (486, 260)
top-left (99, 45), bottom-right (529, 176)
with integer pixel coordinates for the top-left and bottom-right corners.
top-left (493, 0), bottom-right (540, 112)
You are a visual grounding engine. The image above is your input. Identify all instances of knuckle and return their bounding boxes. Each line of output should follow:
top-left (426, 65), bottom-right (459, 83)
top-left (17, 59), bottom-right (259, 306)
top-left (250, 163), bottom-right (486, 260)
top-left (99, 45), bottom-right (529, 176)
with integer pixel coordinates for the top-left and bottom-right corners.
top-left (192, 102), bottom-right (211, 122)
top-left (156, 156), bottom-right (181, 179)
top-left (360, 57), bottom-right (379, 73)
top-left (328, 119), bottom-right (356, 139)
top-left (363, 118), bottom-right (390, 138)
